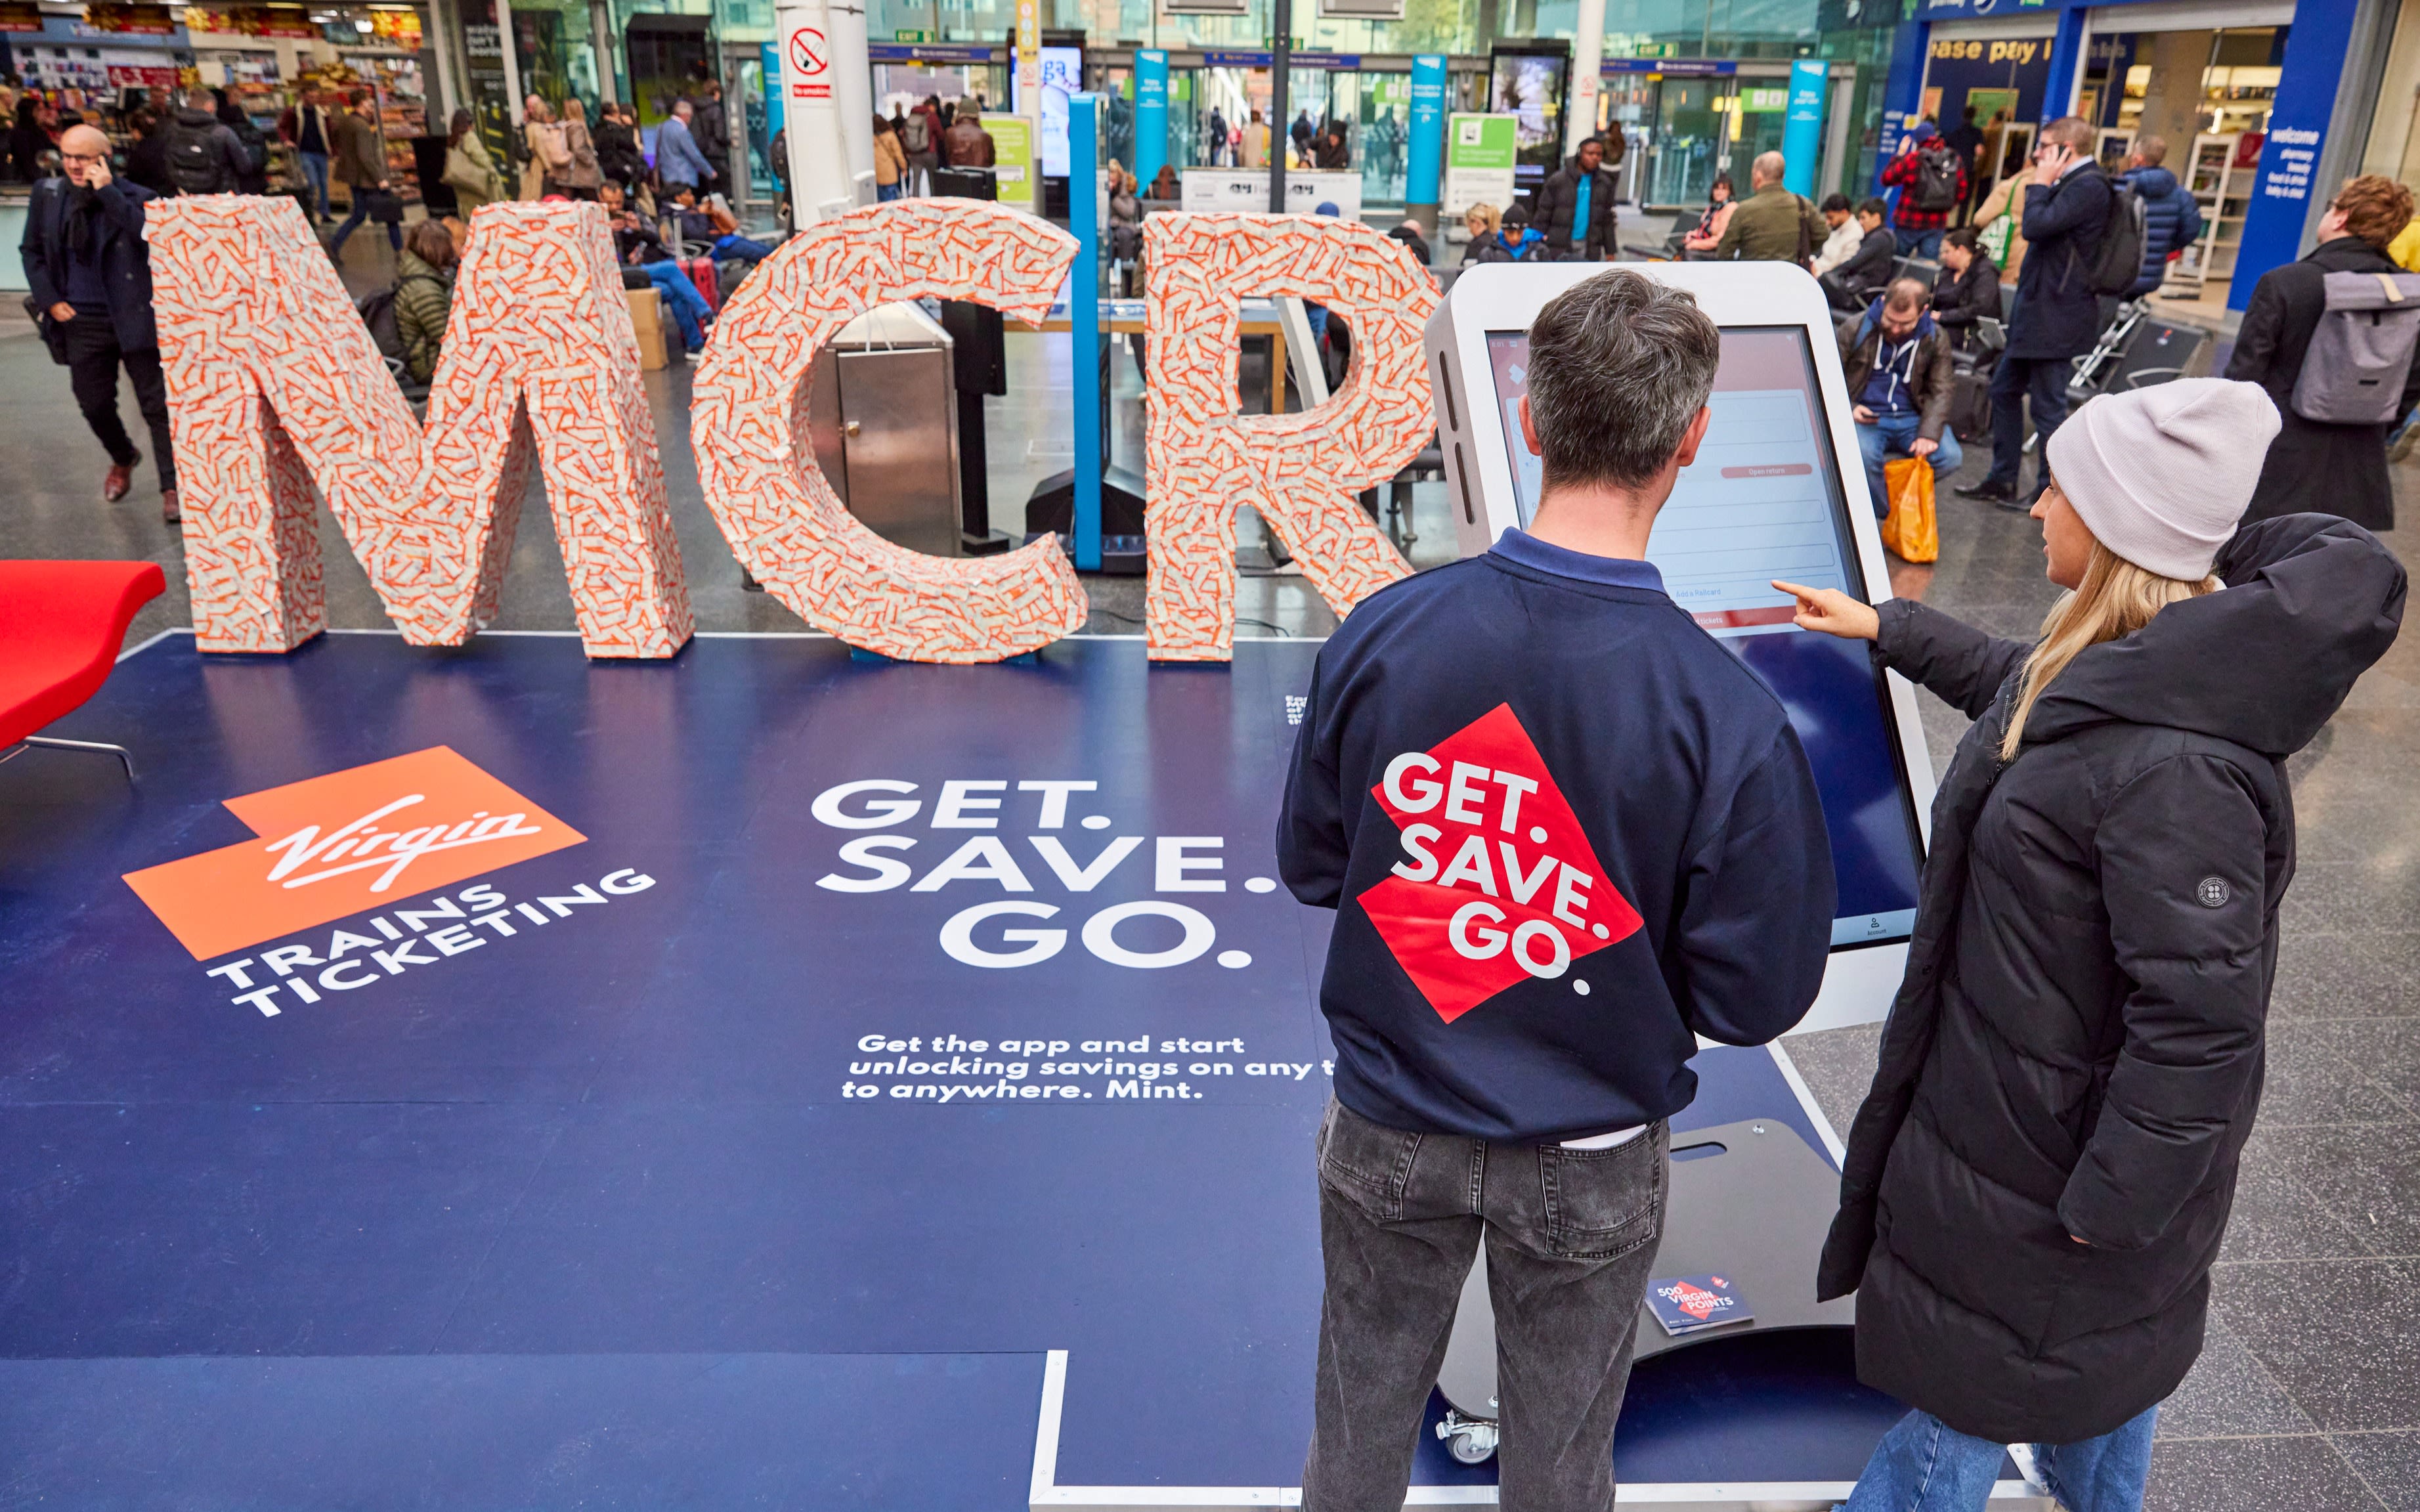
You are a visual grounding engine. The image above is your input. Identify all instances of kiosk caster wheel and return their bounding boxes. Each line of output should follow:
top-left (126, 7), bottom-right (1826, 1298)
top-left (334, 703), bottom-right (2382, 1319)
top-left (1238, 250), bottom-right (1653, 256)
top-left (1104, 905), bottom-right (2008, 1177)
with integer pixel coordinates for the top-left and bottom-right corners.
top-left (1437, 1408), bottom-right (1498, 1465)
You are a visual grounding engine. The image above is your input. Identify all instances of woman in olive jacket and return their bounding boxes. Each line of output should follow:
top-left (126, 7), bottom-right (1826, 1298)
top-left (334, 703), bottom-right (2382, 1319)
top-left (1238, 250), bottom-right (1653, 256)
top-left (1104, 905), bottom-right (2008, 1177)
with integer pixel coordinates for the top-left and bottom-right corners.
top-left (1777, 378), bottom-right (2405, 1511)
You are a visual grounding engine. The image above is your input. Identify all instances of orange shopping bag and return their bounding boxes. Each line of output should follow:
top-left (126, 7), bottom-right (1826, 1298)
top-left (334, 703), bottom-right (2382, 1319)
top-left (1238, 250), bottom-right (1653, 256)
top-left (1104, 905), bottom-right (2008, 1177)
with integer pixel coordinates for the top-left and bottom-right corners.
top-left (1880, 455), bottom-right (1939, 563)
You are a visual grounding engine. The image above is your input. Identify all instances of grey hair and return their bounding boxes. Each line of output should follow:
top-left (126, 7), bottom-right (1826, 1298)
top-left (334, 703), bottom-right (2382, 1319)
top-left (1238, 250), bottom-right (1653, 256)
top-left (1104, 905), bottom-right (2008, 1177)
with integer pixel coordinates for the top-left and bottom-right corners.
top-left (1751, 150), bottom-right (1785, 184)
top-left (1525, 269), bottom-right (1721, 493)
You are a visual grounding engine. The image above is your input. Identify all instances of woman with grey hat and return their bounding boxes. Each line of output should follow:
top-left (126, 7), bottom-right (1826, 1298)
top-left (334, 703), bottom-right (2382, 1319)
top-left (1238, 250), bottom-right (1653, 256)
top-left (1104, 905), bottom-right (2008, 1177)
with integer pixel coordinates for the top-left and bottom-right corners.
top-left (1775, 379), bottom-right (2407, 1511)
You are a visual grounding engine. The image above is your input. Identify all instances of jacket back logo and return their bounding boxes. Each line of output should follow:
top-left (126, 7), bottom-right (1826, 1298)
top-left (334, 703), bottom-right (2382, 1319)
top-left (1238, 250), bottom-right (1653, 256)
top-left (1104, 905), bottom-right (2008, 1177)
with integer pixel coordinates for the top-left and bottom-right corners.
top-left (1356, 703), bottom-right (1643, 1022)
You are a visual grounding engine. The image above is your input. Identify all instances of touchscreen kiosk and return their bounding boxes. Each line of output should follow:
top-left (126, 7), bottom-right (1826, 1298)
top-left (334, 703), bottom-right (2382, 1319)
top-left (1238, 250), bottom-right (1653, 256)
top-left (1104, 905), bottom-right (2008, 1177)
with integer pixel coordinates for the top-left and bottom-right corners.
top-left (1425, 262), bottom-right (1935, 1031)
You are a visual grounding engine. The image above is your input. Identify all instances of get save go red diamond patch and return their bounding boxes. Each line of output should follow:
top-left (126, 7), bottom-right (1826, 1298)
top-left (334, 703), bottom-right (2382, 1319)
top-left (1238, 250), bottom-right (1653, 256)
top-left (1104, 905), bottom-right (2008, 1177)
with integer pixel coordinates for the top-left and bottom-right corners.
top-left (1356, 704), bottom-right (1644, 1022)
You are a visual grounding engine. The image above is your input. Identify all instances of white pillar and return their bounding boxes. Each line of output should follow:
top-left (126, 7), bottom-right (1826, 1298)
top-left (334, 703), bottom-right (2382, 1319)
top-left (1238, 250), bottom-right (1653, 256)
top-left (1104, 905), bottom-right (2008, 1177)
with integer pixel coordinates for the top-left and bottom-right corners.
top-left (776, 0), bottom-right (875, 221)
top-left (494, 0), bottom-right (526, 126)
top-left (1565, 0), bottom-right (1605, 161)
top-left (830, 0), bottom-right (875, 203)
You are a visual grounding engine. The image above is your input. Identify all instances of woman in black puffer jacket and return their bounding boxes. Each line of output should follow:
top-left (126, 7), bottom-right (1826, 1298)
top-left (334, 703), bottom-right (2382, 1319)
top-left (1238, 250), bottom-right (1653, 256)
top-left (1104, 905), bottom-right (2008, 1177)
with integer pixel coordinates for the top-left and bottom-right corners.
top-left (1777, 378), bottom-right (2405, 1512)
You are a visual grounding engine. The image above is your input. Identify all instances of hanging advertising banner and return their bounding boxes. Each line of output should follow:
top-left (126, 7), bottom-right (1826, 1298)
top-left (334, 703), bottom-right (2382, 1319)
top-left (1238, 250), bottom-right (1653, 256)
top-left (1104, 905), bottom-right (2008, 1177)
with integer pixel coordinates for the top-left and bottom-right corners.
top-left (1134, 50), bottom-right (1168, 189)
top-left (1406, 54), bottom-right (1446, 210)
top-left (1781, 58), bottom-right (1826, 196)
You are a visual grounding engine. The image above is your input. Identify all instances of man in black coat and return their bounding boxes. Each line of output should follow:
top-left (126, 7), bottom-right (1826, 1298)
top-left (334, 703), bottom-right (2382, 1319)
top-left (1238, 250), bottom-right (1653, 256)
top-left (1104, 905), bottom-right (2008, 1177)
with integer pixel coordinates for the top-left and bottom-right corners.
top-left (2226, 175), bottom-right (2420, 531)
top-left (1530, 136), bottom-right (1618, 261)
top-left (690, 80), bottom-right (731, 188)
top-left (19, 123), bottom-right (179, 523)
top-left (1957, 116), bottom-right (2111, 508)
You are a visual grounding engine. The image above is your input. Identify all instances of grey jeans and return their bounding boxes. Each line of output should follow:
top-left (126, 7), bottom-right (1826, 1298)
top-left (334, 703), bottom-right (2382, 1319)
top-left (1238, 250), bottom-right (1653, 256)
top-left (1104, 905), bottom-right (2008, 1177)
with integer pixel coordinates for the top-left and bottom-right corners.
top-left (1303, 1098), bottom-right (1669, 1512)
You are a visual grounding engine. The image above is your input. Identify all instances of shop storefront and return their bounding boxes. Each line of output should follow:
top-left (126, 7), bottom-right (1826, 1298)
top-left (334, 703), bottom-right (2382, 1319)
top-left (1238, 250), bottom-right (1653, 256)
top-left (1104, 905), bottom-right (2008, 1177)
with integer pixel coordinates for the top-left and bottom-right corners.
top-left (1889, 0), bottom-right (2394, 309)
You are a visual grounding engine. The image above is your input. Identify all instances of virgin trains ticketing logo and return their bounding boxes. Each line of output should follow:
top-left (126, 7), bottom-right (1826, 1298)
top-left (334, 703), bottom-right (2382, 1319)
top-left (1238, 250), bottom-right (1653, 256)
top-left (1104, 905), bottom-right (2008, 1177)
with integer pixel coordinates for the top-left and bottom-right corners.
top-left (123, 746), bottom-right (586, 959)
top-left (1358, 704), bottom-right (1643, 1022)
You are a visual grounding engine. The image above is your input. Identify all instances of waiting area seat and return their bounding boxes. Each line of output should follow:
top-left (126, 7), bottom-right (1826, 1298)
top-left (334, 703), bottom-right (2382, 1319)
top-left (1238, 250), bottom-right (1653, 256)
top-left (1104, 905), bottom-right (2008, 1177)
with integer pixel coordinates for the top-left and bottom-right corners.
top-left (0, 559), bottom-right (167, 779)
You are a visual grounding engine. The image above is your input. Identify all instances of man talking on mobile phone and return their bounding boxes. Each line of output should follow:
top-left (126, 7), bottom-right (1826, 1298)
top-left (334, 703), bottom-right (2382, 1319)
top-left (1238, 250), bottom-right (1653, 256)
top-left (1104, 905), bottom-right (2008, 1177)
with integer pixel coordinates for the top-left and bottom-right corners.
top-left (19, 123), bottom-right (181, 525)
top-left (1955, 116), bottom-right (2113, 511)
top-left (1277, 269), bottom-right (1837, 1512)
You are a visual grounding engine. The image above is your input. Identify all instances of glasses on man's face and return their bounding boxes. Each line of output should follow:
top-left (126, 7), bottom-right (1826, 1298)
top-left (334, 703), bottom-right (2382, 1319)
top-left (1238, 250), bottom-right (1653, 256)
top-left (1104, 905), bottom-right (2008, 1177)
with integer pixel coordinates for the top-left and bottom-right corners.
top-left (62, 152), bottom-right (106, 165)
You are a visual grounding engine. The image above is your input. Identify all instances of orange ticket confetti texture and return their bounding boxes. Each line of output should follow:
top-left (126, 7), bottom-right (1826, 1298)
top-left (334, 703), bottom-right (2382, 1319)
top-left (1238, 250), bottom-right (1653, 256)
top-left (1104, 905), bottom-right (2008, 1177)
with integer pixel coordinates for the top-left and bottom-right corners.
top-left (148, 196), bottom-right (693, 659)
top-left (1143, 213), bottom-right (1439, 661)
top-left (691, 198), bottom-right (1087, 663)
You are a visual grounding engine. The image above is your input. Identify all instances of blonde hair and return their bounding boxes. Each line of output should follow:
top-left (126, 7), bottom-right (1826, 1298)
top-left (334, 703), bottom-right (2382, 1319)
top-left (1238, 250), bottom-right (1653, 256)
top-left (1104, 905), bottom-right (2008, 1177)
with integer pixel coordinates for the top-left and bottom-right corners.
top-left (1465, 202), bottom-right (1501, 236)
top-left (2000, 536), bottom-right (2216, 761)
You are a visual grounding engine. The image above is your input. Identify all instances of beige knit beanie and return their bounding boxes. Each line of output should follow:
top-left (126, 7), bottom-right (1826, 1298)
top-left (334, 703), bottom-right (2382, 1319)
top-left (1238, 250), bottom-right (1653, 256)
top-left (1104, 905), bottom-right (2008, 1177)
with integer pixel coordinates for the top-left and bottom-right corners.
top-left (2042, 378), bottom-right (2281, 581)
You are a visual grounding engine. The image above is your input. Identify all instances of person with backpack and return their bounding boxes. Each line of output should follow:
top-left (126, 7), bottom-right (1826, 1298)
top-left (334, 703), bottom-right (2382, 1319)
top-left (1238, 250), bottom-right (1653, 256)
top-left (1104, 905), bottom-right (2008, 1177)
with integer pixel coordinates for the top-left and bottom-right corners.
top-left (1956, 117), bottom-right (2113, 508)
top-left (20, 123), bottom-right (181, 524)
top-left (1878, 119), bottom-right (1967, 259)
top-left (2117, 136), bottom-right (2203, 297)
top-left (903, 96), bottom-right (943, 189)
top-left (163, 87), bottom-right (249, 197)
top-left (2227, 174), bottom-right (2420, 530)
top-left (1777, 380), bottom-right (2405, 1512)
top-left (1712, 149), bottom-right (1825, 264)
top-left (213, 89), bottom-right (270, 194)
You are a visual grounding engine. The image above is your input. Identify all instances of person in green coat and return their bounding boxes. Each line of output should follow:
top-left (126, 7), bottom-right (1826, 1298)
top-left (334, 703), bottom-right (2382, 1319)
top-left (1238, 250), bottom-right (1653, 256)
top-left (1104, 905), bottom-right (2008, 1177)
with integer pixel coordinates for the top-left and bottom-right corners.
top-left (395, 219), bottom-right (456, 387)
top-left (441, 108), bottom-right (506, 216)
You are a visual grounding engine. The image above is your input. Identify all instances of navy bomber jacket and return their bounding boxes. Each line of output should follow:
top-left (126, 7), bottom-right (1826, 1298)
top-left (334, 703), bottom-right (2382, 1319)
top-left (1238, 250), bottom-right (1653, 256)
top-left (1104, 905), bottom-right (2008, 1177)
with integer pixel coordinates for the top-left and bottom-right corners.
top-left (1277, 530), bottom-right (1836, 1144)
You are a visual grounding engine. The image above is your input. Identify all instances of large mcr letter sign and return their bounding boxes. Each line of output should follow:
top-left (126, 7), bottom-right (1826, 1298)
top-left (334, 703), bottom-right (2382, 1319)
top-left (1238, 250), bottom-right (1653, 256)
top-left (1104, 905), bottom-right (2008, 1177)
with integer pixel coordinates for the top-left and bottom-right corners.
top-left (692, 199), bottom-right (1089, 662)
top-left (148, 198), bottom-right (691, 658)
top-left (1144, 213), bottom-right (1439, 661)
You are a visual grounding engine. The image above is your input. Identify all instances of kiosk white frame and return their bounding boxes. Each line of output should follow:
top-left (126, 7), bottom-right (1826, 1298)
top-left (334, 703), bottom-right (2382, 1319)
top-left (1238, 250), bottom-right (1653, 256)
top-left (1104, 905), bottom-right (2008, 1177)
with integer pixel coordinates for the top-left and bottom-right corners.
top-left (1425, 261), bottom-right (1938, 1034)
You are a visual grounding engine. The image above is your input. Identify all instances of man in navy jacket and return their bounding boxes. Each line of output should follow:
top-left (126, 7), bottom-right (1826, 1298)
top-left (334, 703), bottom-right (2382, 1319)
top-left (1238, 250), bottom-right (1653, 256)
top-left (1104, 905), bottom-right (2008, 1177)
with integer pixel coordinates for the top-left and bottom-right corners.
top-left (1958, 115), bottom-right (2113, 508)
top-left (20, 123), bottom-right (179, 523)
top-left (1278, 269), bottom-right (1834, 1511)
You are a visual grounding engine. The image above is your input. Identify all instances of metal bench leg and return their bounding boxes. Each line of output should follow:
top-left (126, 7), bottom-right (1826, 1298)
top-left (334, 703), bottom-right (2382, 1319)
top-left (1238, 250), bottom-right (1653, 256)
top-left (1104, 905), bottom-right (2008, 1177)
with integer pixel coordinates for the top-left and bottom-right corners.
top-left (22, 735), bottom-right (136, 781)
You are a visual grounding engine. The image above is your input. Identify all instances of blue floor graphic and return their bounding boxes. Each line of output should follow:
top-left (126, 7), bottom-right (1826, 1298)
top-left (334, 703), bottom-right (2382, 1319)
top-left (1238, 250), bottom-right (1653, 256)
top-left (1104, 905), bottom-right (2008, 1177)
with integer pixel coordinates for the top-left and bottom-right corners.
top-left (1, 632), bottom-right (1871, 1503)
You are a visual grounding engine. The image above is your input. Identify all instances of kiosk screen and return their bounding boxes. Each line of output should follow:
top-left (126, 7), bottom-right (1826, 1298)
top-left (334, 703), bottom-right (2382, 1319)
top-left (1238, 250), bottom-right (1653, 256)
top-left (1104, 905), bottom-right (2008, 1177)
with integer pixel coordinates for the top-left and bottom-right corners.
top-left (1485, 324), bottom-right (1925, 948)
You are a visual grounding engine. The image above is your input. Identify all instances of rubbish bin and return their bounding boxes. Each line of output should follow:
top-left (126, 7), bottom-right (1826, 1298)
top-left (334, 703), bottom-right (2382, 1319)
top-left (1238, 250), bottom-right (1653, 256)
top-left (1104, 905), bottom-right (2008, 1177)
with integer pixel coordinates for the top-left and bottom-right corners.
top-left (805, 301), bottom-right (964, 559)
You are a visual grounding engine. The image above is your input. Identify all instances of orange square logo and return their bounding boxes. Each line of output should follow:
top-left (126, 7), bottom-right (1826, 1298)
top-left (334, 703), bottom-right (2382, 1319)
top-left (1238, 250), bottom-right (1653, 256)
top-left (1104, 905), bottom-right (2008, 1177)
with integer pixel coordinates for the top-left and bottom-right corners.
top-left (123, 747), bottom-right (586, 960)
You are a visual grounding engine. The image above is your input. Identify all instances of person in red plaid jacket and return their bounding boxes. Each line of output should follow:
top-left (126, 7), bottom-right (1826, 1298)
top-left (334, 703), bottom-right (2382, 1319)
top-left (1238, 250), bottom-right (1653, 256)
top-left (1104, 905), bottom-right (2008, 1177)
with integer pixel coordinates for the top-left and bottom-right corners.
top-left (1879, 119), bottom-right (1968, 260)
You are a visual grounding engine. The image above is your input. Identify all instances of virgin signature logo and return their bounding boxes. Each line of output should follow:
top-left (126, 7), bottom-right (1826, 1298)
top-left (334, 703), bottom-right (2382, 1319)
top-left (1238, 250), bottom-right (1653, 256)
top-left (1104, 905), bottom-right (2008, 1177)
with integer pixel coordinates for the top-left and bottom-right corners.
top-left (262, 794), bottom-right (549, 894)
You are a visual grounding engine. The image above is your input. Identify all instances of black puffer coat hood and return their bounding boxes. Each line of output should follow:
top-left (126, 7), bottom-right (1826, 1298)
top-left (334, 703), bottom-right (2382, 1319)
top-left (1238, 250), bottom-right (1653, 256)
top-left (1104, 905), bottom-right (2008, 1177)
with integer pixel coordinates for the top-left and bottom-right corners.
top-left (1818, 515), bottom-right (2404, 1444)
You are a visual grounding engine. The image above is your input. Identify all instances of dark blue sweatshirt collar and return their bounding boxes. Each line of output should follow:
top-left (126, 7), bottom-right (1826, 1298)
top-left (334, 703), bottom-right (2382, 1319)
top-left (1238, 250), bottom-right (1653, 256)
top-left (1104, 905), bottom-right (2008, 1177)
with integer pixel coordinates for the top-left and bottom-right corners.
top-left (1488, 529), bottom-right (1668, 594)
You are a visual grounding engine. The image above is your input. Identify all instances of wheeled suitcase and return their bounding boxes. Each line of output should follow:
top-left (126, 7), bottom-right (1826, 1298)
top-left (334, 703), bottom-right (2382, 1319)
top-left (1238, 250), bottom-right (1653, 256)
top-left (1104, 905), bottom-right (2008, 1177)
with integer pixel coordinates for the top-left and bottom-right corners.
top-left (1948, 364), bottom-right (1994, 443)
top-left (680, 256), bottom-right (721, 313)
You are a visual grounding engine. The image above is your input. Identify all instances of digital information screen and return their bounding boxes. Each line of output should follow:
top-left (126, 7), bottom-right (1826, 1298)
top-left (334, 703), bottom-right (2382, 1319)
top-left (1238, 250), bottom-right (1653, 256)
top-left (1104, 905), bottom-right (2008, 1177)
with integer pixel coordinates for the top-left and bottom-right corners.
top-left (1486, 325), bottom-right (1925, 948)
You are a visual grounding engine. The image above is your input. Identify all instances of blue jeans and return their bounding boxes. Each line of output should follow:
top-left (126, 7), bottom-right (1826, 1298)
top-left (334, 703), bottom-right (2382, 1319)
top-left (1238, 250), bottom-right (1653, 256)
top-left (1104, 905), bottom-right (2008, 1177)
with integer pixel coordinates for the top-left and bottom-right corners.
top-left (1857, 412), bottom-right (1960, 519)
top-left (1844, 1404), bottom-right (2157, 1512)
top-left (1895, 226), bottom-right (1943, 259)
top-left (328, 194), bottom-right (401, 255)
top-left (712, 233), bottom-right (776, 262)
top-left (298, 150), bottom-right (330, 219)
top-left (641, 261), bottom-right (712, 351)
top-left (1988, 353), bottom-right (2073, 495)
top-left (877, 182), bottom-right (903, 201)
